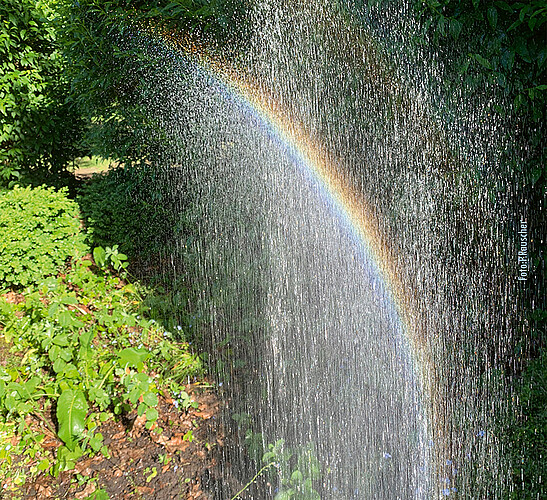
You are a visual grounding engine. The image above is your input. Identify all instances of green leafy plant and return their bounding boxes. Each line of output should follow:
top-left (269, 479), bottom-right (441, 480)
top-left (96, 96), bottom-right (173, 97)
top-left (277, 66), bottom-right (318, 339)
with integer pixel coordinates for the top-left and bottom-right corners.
top-left (233, 416), bottom-right (322, 500)
top-left (0, 185), bottom-right (87, 288)
top-left (413, 0), bottom-right (546, 121)
top-left (263, 441), bottom-right (321, 500)
top-left (0, 256), bottom-right (202, 479)
top-left (0, 189), bottom-right (203, 493)
top-left (0, 0), bottom-right (86, 185)
top-left (505, 350), bottom-right (547, 499)
top-left (85, 488), bottom-right (110, 500)
top-left (77, 166), bottom-right (187, 261)
top-left (93, 245), bottom-right (128, 272)
top-left (57, 389), bottom-right (88, 452)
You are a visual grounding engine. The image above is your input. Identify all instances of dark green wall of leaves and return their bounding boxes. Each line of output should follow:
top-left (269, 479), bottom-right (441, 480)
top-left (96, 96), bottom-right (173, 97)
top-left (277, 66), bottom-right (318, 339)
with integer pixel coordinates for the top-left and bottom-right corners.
top-left (57, 0), bottom-right (247, 165)
top-left (413, 2), bottom-right (546, 497)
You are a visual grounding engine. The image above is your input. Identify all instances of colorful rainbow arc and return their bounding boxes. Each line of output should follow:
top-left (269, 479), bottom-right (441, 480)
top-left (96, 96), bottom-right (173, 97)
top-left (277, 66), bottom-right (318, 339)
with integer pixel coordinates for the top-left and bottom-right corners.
top-left (139, 27), bottom-right (441, 481)
top-left (190, 52), bottom-right (434, 396)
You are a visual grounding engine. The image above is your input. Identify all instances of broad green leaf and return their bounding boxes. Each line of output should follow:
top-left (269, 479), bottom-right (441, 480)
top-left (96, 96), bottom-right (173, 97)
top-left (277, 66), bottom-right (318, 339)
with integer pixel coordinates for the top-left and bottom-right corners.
top-left (143, 392), bottom-right (158, 407)
top-left (37, 458), bottom-right (50, 471)
top-left (449, 19), bottom-right (462, 39)
top-left (54, 445), bottom-right (83, 475)
top-left (290, 470), bottom-right (304, 483)
top-left (89, 432), bottom-right (103, 452)
top-left (53, 358), bottom-right (67, 373)
top-left (57, 310), bottom-right (83, 329)
top-left (473, 53), bottom-right (493, 69)
top-left (515, 39), bottom-right (531, 63)
top-left (52, 333), bottom-right (70, 347)
top-left (146, 407), bottom-right (158, 422)
top-left (57, 389), bottom-right (88, 450)
top-left (93, 247), bottom-right (106, 268)
top-left (495, 1), bottom-right (513, 11)
top-left (118, 347), bottom-right (149, 370)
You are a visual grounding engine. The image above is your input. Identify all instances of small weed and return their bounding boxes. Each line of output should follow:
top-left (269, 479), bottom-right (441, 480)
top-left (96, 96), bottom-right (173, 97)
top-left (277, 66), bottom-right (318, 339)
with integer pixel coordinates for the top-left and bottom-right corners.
top-left (144, 466), bottom-right (157, 483)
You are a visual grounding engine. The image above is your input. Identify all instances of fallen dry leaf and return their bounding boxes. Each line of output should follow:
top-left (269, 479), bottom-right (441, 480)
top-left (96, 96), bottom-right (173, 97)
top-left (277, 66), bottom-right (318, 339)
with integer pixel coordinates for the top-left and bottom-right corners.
top-left (1, 292), bottom-right (25, 304)
top-left (42, 439), bottom-right (60, 449)
top-left (163, 434), bottom-right (191, 454)
top-left (195, 411), bottom-right (214, 420)
top-left (75, 481), bottom-right (96, 499)
top-left (111, 431), bottom-right (126, 440)
top-left (75, 456), bottom-right (96, 476)
top-left (135, 486), bottom-right (153, 495)
top-left (130, 414), bottom-right (147, 437)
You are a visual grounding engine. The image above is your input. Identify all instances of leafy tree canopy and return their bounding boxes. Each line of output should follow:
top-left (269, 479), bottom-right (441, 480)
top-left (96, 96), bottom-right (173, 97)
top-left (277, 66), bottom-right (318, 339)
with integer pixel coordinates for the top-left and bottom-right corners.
top-left (57, 0), bottom-right (247, 165)
top-left (0, 0), bottom-right (86, 185)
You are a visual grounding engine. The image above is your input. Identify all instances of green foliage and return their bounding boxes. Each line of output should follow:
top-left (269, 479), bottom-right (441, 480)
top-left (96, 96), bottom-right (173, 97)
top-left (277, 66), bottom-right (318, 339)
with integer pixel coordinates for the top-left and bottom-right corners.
top-left (506, 351), bottom-right (547, 499)
top-left (264, 441), bottom-right (321, 500)
top-left (0, 185), bottom-right (87, 288)
top-left (77, 166), bottom-right (186, 260)
top-left (0, 255), bottom-right (203, 479)
top-left (0, 185), bottom-right (202, 484)
top-left (93, 245), bottom-right (129, 272)
top-left (414, 0), bottom-right (547, 120)
top-left (0, 0), bottom-right (86, 185)
top-left (86, 489), bottom-right (110, 500)
top-left (233, 415), bottom-right (322, 500)
top-left (57, 0), bottom-right (247, 165)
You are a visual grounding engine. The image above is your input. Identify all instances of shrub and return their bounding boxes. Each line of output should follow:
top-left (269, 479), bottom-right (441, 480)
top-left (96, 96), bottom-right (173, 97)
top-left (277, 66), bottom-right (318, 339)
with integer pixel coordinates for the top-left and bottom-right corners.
top-left (0, 0), bottom-right (86, 185)
top-left (0, 254), bottom-right (203, 480)
top-left (0, 185), bottom-right (87, 288)
top-left (77, 166), bottom-right (186, 261)
top-left (506, 350), bottom-right (547, 499)
top-left (57, 0), bottom-right (248, 167)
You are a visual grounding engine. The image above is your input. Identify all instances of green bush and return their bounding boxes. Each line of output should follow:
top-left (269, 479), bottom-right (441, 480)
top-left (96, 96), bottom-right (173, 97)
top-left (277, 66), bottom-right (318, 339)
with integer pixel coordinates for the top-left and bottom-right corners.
top-left (57, 0), bottom-right (248, 166)
top-left (0, 254), bottom-right (202, 481)
top-left (0, 185), bottom-right (87, 288)
top-left (0, 0), bottom-right (86, 185)
top-left (78, 167), bottom-right (184, 261)
top-left (506, 351), bottom-right (547, 499)
top-left (412, 0), bottom-right (546, 121)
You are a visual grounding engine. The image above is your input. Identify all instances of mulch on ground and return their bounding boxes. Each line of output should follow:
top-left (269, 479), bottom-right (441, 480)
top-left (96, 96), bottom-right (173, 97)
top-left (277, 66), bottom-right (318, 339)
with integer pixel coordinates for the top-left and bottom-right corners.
top-left (12, 384), bottom-right (226, 500)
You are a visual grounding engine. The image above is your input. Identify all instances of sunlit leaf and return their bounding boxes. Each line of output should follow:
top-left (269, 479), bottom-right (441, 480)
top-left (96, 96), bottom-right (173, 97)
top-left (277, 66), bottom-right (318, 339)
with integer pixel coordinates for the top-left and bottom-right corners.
top-left (57, 389), bottom-right (88, 450)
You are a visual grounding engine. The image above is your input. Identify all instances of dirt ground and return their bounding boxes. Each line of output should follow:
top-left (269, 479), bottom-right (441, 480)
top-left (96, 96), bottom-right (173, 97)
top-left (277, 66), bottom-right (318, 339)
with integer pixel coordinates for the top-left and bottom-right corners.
top-left (10, 385), bottom-right (228, 500)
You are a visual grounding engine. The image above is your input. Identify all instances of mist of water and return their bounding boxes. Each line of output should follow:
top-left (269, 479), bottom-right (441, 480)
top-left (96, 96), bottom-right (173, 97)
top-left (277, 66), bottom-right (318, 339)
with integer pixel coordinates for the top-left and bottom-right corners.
top-left (126, 1), bottom-right (519, 498)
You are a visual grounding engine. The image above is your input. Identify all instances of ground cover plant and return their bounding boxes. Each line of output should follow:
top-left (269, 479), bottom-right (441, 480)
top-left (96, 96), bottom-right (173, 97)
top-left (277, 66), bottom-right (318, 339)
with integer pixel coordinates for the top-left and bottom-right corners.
top-left (0, 185), bottom-right (220, 498)
top-left (0, 185), bottom-right (87, 287)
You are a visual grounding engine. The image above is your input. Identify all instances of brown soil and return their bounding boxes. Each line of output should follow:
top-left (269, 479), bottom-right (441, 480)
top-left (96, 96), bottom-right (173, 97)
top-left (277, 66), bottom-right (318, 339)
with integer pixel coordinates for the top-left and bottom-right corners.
top-left (10, 385), bottom-right (226, 500)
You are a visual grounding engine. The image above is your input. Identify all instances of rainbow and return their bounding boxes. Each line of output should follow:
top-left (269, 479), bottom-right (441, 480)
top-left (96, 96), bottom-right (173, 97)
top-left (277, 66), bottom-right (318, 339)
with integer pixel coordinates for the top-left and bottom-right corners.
top-left (139, 27), bottom-right (441, 489)
top-left (184, 49), bottom-right (435, 399)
